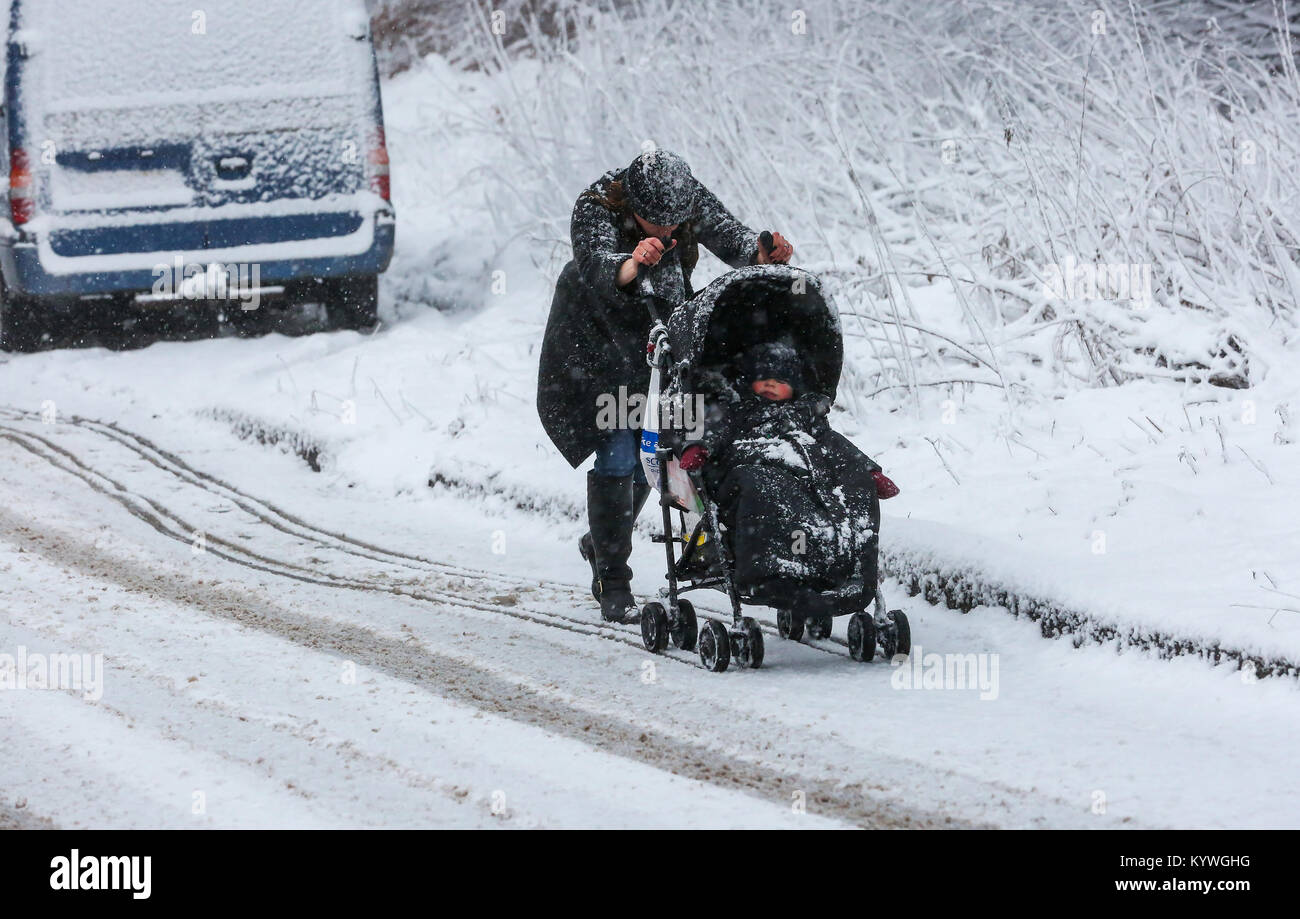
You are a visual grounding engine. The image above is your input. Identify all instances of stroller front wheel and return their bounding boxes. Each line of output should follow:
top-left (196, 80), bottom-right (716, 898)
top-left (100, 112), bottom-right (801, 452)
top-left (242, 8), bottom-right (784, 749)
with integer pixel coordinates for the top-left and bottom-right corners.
top-left (776, 608), bottom-right (805, 641)
top-left (730, 617), bottom-right (765, 669)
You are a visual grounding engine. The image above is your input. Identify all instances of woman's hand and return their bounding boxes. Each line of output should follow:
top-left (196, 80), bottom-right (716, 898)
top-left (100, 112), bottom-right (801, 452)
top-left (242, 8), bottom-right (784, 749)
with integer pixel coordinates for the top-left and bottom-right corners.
top-left (618, 237), bottom-right (678, 286)
top-left (756, 231), bottom-right (793, 264)
top-left (633, 236), bottom-right (676, 267)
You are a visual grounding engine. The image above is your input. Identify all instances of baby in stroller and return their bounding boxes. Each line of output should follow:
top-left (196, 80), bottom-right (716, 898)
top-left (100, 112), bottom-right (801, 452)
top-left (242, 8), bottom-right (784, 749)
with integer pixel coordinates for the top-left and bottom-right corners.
top-left (638, 264), bottom-right (912, 670)
top-left (672, 341), bottom-right (897, 621)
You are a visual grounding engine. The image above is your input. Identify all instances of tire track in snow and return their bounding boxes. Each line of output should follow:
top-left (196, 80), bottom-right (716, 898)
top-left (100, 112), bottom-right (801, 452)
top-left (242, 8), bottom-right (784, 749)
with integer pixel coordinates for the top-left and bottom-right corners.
top-left (0, 418), bottom-right (665, 655)
top-left (0, 407), bottom-right (851, 659)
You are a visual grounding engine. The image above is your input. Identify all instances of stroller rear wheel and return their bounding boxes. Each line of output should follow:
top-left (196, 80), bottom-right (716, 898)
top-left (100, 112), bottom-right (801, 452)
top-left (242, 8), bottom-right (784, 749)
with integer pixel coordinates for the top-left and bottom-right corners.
top-left (640, 602), bottom-right (670, 653)
top-left (847, 611), bottom-right (876, 662)
top-left (730, 617), bottom-right (765, 669)
top-left (776, 608), bottom-right (805, 641)
top-left (698, 620), bottom-right (731, 672)
top-left (670, 599), bottom-right (698, 651)
top-left (806, 615), bottom-right (834, 641)
top-left (879, 609), bottom-right (912, 660)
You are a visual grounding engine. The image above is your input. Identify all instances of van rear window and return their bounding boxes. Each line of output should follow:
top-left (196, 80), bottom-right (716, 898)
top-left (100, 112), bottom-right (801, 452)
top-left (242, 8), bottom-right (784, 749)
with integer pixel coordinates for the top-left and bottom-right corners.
top-left (26, 0), bottom-right (359, 109)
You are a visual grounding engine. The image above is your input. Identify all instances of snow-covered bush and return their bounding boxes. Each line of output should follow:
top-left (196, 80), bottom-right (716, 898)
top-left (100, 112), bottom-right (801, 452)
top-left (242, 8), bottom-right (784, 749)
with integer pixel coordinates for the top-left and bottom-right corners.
top-left (390, 0), bottom-right (1300, 409)
top-left (370, 0), bottom-right (617, 75)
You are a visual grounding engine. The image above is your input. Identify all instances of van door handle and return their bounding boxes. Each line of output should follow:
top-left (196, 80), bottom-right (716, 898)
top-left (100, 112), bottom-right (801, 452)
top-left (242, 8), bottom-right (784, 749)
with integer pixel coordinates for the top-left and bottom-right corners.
top-left (215, 155), bottom-right (253, 181)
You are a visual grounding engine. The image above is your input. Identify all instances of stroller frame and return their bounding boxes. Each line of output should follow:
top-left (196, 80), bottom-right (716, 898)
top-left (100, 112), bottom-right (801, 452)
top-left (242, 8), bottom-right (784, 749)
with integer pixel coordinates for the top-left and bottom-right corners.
top-left (635, 294), bottom-right (910, 673)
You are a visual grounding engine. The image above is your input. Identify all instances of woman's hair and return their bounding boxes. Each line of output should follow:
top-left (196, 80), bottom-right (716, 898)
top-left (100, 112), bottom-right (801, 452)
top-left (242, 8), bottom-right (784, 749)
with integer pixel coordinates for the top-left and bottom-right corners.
top-left (583, 179), bottom-right (630, 215)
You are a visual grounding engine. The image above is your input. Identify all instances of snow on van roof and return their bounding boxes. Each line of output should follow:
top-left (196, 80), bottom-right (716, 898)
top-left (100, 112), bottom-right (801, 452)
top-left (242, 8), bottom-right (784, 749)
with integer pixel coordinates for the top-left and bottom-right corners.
top-left (19, 0), bottom-right (369, 108)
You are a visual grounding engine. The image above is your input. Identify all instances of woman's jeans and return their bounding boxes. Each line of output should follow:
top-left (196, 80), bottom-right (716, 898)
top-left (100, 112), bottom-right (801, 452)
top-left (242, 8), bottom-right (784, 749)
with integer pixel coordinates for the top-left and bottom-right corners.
top-left (593, 428), bottom-right (647, 484)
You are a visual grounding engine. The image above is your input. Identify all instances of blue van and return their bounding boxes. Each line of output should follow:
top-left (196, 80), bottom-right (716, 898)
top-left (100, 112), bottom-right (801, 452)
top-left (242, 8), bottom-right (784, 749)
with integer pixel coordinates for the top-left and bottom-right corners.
top-left (0, 0), bottom-right (395, 350)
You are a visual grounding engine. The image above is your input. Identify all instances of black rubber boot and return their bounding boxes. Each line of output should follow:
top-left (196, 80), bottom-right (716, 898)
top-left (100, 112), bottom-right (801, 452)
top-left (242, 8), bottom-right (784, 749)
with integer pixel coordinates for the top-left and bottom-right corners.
top-left (580, 472), bottom-right (646, 623)
top-left (580, 477), bottom-right (650, 603)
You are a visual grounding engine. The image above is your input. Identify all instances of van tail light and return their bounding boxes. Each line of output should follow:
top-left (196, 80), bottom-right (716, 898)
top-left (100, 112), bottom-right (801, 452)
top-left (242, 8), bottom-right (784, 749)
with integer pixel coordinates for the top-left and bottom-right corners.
top-left (9, 148), bottom-right (35, 226)
top-left (367, 128), bottom-right (390, 202)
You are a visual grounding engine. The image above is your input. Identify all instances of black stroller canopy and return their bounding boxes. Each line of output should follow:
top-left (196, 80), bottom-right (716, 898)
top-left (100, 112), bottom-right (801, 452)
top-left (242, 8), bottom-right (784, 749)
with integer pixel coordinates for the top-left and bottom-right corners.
top-left (667, 265), bottom-right (843, 399)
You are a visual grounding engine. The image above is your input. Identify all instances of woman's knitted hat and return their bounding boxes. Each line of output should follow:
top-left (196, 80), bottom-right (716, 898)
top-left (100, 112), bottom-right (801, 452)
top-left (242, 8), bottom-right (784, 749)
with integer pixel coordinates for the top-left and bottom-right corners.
top-left (625, 149), bottom-right (696, 226)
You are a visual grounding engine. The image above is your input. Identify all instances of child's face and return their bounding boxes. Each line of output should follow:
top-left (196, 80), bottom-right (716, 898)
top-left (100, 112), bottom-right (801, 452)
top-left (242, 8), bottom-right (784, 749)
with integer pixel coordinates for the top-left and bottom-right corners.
top-left (751, 378), bottom-right (794, 401)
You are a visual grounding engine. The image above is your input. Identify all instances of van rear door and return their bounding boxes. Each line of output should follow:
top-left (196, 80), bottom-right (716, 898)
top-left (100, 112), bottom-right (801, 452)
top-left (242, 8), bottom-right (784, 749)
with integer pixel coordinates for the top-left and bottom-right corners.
top-left (17, 0), bottom-right (381, 264)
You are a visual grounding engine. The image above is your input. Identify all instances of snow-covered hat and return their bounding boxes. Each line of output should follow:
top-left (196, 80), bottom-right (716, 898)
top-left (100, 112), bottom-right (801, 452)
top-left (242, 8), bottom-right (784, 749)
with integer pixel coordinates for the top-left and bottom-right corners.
top-left (742, 341), bottom-right (806, 391)
top-left (624, 149), bottom-right (696, 226)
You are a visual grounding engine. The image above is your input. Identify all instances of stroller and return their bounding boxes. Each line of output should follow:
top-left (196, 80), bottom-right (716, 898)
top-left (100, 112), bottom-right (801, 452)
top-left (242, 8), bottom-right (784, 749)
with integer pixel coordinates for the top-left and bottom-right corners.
top-left (636, 264), bottom-right (912, 672)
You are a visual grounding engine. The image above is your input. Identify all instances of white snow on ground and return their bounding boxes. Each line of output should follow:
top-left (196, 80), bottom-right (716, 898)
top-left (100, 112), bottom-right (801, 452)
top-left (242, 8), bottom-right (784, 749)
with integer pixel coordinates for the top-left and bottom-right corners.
top-left (1, 406), bottom-right (1298, 829)
top-left (1, 19), bottom-right (1299, 827)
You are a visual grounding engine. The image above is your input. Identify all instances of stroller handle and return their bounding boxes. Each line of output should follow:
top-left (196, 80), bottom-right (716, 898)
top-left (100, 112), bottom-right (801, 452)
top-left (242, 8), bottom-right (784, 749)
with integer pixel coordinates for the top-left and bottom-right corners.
top-left (635, 273), bottom-right (689, 323)
top-left (638, 293), bottom-right (663, 325)
top-left (636, 277), bottom-right (676, 369)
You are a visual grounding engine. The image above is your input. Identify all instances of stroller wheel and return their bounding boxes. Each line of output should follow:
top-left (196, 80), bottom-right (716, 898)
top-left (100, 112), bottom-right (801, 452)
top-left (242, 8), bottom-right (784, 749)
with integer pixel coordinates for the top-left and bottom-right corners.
top-left (698, 620), bottom-right (731, 672)
top-left (730, 617), bottom-right (764, 669)
top-left (878, 609), bottom-right (912, 661)
top-left (847, 611), bottom-right (876, 662)
top-left (745, 618), bottom-right (765, 668)
top-left (640, 602), bottom-right (670, 653)
top-left (670, 599), bottom-right (698, 651)
top-left (776, 609), bottom-right (805, 641)
top-left (806, 615), bottom-right (834, 641)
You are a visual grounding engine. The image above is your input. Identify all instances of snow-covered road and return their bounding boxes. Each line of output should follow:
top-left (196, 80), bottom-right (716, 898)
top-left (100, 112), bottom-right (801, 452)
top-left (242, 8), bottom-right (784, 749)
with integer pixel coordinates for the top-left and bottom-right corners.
top-left (1, 405), bottom-right (1296, 828)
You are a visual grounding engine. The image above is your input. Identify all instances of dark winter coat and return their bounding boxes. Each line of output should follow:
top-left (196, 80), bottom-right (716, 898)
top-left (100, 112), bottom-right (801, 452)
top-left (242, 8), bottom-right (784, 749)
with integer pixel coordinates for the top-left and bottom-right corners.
top-left (688, 378), bottom-right (882, 594)
top-left (537, 169), bottom-right (761, 467)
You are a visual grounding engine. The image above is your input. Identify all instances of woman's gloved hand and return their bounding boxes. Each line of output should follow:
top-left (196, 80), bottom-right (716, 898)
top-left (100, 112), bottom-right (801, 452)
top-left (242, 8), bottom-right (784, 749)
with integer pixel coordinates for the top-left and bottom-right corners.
top-left (872, 469), bottom-right (900, 499)
top-left (756, 231), bottom-right (794, 264)
top-left (679, 445), bottom-right (709, 471)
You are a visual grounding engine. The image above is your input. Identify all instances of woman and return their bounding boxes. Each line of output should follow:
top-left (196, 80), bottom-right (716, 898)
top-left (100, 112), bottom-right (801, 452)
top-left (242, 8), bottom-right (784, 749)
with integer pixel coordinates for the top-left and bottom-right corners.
top-left (536, 149), bottom-right (793, 623)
